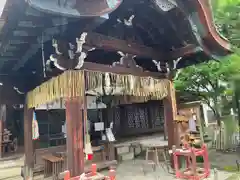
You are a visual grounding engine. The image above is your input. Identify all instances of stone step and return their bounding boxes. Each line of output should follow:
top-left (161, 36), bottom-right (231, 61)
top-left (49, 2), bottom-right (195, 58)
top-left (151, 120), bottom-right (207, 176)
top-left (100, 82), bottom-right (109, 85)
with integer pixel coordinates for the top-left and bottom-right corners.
top-left (204, 138), bottom-right (212, 142)
top-left (2, 175), bottom-right (22, 180)
top-left (116, 146), bottom-right (130, 155)
top-left (0, 166), bottom-right (22, 180)
top-left (118, 152), bottom-right (134, 161)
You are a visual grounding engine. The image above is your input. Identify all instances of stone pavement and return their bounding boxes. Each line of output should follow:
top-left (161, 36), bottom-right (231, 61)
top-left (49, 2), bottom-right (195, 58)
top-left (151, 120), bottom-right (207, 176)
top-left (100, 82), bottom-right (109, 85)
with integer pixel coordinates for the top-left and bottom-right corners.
top-left (104, 160), bottom-right (234, 180)
top-left (0, 154), bottom-right (238, 180)
top-left (208, 149), bottom-right (240, 171)
top-left (0, 155), bottom-right (24, 180)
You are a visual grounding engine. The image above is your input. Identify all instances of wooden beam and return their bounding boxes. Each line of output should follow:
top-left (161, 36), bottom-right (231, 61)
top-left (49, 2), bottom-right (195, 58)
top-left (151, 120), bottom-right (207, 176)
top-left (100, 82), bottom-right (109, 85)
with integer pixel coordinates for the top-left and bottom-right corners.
top-left (168, 44), bottom-right (200, 59)
top-left (85, 32), bottom-right (163, 60)
top-left (11, 27), bottom-right (60, 71)
top-left (0, 86), bottom-right (23, 105)
top-left (65, 98), bottom-right (84, 177)
top-left (25, 6), bottom-right (44, 17)
top-left (0, 58), bottom-right (12, 70)
top-left (84, 32), bottom-right (198, 61)
top-left (0, 1), bottom-right (27, 53)
top-left (0, 76), bottom-right (24, 105)
top-left (18, 17), bottom-right (47, 28)
top-left (0, 7), bottom-right (54, 70)
top-left (1, 52), bottom-right (14, 56)
top-left (163, 80), bottom-right (178, 149)
top-left (0, 105), bottom-right (6, 158)
top-left (6, 45), bottom-right (19, 51)
top-left (13, 29), bottom-right (41, 37)
top-left (82, 62), bottom-right (166, 78)
top-left (23, 106), bottom-right (34, 179)
top-left (9, 39), bottom-right (31, 45)
top-left (26, 0), bottom-right (122, 17)
top-left (0, 57), bottom-right (18, 61)
top-left (11, 30), bottom-right (198, 72)
top-left (38, 61), bottom-right (166, 81)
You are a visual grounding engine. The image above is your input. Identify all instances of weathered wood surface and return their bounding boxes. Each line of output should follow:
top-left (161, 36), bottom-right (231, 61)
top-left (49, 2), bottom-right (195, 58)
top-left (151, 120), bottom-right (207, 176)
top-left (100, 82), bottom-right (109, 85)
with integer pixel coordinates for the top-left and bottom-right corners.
top-left (195, 0), bottom-right (231, 52)
top-left (0, 105), bottom-right (6, 158)
top-left (0, 76), bottom-right (24, 105)
top-left (164, 81), bottom-right (177, 149)
top-left (65, 98), bottom-right (84, 177)
top-left (82, 62), bottom-right (165, 78)
top-left (27, 0), bottom-right (122, 17)
top-left (84, 32), bottom-right (197, 60)
top-left (34, 145), bottom-right (66, 165)
top-left (24, 106), bottom-right (34, 178)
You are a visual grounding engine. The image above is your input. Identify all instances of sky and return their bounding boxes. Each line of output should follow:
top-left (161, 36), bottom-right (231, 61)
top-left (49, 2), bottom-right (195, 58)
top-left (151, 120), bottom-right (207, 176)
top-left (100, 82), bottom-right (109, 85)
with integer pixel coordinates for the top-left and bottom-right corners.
top-left (0, 0), bottom-right (7, 17)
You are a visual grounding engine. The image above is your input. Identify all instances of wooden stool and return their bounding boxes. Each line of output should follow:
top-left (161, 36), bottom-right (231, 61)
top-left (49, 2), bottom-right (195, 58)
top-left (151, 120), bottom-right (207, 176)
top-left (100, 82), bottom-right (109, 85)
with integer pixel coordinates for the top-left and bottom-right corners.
top-left (162, 146), bottom-right (174, 174)
top-left (130, 142), bottom-right (141, 164)
top-left (42, 154), bottom-right (64, 180)
top-left (143, 147), bottom-right (158, 173)
top-left (146, 147), bottom-right (159, 164)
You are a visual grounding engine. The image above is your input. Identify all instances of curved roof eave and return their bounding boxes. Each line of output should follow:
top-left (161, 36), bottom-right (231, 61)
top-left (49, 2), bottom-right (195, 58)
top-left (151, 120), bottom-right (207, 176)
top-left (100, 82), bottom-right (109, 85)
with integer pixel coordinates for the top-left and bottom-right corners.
top-left (195, 0), bottom-right (232, 53)
top-left (26, 0), bottom-right (123, 18)
top-left (176, 0), bottom-right (232, 59)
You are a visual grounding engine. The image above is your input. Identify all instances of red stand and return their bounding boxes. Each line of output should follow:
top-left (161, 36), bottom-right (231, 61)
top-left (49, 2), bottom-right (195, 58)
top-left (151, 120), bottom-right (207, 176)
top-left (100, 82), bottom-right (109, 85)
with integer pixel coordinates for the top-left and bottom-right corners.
top-left (108, 169), bottom-right (116, 180)
top-left (63, 164), bottom-right (116, 180)
top-left (64, 171), bottom-right (71, 180)
top-left (91, 164), bottom-right (97, 176)
top-left (173, 144), bottom-right (210, 180)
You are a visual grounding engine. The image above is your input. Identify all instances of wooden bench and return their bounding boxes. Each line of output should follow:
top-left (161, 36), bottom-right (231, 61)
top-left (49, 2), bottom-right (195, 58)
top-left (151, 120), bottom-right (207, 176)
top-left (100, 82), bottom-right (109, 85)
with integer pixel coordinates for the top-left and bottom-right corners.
top-left (42, 154), bottom-right (64, 180)
top-left (34, 145), bottom-right (66, 165)
top-left (33, 145), bottom-right (66, 175)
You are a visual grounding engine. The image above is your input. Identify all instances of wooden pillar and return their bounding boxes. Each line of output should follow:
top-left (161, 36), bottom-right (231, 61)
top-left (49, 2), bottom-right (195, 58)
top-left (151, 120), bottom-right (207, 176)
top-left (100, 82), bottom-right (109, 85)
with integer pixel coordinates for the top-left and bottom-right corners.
top-left (24, 105), bottom-right (34, 178)
top-left (65, 98), bottom-right (84, 177)
top-left (163, 81), bottom-right (178, 148)
top-left (0, 104), bottom-right (6, 158)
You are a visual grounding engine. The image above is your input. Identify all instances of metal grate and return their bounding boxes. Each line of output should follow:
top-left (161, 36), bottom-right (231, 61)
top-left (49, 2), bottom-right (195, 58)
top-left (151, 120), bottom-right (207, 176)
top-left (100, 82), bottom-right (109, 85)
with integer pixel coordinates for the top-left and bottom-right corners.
top-left (127, 106), bottom-right (135, 128)
top-left (108, 101), bottom-right (165, 137)
top-left (150, 104), bottom-right (164, 128)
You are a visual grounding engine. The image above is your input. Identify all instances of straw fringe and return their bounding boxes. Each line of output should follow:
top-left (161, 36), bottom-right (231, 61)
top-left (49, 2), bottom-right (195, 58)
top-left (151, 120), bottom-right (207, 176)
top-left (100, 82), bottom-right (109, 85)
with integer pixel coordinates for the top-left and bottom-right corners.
top-left (86, 70), bottom-right (169, 99)
top-left (27, 71), bottom-right (84, 108)
top-left (27, 70), bottom-right (170, 108)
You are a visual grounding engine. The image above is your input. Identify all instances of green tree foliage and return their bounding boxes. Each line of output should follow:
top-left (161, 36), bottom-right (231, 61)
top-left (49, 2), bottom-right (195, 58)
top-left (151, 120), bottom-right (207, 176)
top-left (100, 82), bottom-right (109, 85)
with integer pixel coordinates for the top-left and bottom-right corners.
top-left (213, 0), bottom-right (240, 48)
top-left (175, 54), bottom-right (240, 118)
top-left (174, 0), bottom-right (240, 122)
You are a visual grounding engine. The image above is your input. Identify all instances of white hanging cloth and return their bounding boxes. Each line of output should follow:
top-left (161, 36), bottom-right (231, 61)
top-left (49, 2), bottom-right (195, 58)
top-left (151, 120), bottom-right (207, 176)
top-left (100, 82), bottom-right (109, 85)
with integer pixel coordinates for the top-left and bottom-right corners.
top-left (32, 111), bottom-right (40, 140)
top-left (62, 121), bottom-right (67, 138)
top-left (189, 118), bottom-right (197, 132)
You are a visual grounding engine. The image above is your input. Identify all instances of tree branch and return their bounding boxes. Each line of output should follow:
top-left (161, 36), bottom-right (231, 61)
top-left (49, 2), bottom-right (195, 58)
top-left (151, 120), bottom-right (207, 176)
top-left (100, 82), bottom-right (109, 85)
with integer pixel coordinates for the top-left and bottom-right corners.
top-left (199, 71), bottom-right (216, 89)
top-left (184, 90), bottom-right (217, 116)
